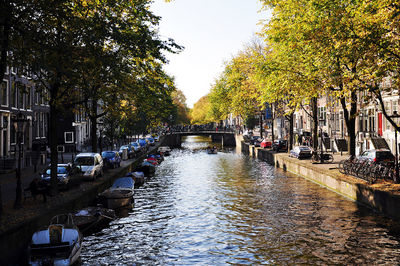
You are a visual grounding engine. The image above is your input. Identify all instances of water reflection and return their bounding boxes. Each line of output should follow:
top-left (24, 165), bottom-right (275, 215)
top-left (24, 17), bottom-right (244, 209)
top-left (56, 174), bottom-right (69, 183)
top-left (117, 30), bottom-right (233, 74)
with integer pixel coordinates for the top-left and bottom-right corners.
top-left (82, 136), bottom-right (400, 265)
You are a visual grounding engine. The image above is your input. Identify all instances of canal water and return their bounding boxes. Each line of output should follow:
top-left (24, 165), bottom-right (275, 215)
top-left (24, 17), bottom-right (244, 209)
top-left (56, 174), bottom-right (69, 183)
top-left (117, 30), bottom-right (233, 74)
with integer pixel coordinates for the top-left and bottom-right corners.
top-left (81, 136), bottom-right (400, 265)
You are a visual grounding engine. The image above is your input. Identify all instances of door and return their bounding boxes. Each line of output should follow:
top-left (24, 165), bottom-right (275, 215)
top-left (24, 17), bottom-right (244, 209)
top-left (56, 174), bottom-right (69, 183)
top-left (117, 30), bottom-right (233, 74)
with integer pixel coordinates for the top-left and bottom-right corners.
top-left (378, 112), bottom-right (383, 136)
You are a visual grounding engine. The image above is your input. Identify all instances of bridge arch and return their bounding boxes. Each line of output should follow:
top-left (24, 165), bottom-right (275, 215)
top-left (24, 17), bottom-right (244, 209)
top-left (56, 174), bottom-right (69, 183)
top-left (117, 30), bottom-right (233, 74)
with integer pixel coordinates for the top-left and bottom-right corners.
top-left (162, 131), bottom-right (236, 148)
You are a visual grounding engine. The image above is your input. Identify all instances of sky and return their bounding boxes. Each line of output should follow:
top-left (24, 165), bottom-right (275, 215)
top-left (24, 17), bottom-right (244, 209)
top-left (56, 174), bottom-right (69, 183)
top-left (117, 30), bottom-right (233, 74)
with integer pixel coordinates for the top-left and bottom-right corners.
top-left (151, 0), bottom-right (271, 108)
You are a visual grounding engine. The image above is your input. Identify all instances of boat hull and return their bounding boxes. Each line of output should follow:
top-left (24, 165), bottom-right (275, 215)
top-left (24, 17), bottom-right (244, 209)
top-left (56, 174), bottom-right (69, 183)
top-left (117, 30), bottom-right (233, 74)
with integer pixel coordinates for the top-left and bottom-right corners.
top-left (101, 195), bottom-right (133, 209)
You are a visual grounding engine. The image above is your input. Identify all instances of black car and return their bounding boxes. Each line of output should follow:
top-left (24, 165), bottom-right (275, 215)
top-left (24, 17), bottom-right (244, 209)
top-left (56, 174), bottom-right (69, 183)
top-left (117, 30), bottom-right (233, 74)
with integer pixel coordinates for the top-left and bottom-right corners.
top-left (40, 163), bottom-right (78, 189)
top-left (273, 139), bottom-right (288, 152)
top-left (358, 149), bottom-right (395, 163)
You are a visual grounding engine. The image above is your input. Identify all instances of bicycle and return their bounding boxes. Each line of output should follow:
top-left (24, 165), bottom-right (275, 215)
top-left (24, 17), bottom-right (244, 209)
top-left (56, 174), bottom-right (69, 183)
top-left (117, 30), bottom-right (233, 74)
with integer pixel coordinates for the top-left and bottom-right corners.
top-left (311, 150), bottom-right (334, 163)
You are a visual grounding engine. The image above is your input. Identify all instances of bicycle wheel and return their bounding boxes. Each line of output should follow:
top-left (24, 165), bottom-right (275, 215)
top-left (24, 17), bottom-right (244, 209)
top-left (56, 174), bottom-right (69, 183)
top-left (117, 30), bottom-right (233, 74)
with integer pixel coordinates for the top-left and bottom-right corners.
top-left (343, 160), bottom-right (352, 175)
top-left (327, 154), bottom-right (334, 163)
top-left (339, 160), bottom-right (346, 174)
top-left (311, 153), bottom-right (319, 163)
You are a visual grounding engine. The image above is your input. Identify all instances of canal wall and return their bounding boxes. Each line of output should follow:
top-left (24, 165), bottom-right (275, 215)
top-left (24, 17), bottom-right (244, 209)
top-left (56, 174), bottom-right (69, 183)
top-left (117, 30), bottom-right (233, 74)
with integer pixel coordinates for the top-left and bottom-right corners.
top-left (0, 142), bottom-right (162, 265)
top-left (240, 141), bottom-right (400, 220)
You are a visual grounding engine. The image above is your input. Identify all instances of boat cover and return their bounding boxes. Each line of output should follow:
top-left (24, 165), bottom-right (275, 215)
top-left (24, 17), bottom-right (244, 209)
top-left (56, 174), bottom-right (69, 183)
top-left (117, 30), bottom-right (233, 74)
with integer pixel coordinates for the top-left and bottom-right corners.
top-left (112, 177), bottom-right (134, 189)
top-left (32, 228), bottom-right (79, 245)
top-left (141, 161), bottom-right (154, 167)
top-left (128, 172), bottom-right (144, 178)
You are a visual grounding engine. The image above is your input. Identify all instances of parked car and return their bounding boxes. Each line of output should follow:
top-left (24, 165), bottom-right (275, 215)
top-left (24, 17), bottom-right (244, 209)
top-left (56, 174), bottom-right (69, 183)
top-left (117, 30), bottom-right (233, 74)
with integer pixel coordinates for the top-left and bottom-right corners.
top-left (40, 163), bottom-right (77, 189)
top-left (289, 146), bottom-right (313, 159)
top-left (243, 130), bottom-right (254, 143)
top-left (146, 136), bottom-right (155, 146)
top-left (74, 153), bottom-right (104, 180)
top-left (358, 149), bottom-right (395, 163)
top-left (130, 142), bottom-right (141, 154)
top-left (260, 138), bottom-right (272, 149)
top-left (119, 145), bottom-right (134, 159)
top-left (101, 151), bottom-right (121, 169)
top-left (138, 138), bottom-right (148, 149)
top-left (249, 136), bottom-right (262, 147)
top-left (273, 139), bottom-right (288, 152)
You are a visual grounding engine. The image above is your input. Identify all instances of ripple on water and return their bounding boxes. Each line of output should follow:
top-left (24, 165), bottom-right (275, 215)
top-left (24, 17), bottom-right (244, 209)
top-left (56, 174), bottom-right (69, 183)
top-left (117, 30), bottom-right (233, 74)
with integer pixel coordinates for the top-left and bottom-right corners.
top-left (81, 136), bottom-right (400, 265)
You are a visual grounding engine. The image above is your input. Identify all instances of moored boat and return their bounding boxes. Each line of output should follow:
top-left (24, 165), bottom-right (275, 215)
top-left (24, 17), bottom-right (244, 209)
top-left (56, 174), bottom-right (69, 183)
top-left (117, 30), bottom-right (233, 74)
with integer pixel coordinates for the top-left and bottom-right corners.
top-left (136, 161), bottom-right (156, 176)
top-left (206, 147), bottom-right (218, 154)
top-left (28, 214), bottom-right (82, 266)
top-left (126, 171), bottom-right (145, 187)
top-left (72, 206), bottom-right (115, 234)
top-left (98, 177), bottom-right (135, 209)
top-left (158, 146), bottom-right (171, 156)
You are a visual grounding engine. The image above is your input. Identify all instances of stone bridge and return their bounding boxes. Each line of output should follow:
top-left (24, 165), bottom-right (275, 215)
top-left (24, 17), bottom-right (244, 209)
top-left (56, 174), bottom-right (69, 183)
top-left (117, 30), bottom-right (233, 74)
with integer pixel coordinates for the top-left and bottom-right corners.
top-left (162, 131), bottom-right (237, 147)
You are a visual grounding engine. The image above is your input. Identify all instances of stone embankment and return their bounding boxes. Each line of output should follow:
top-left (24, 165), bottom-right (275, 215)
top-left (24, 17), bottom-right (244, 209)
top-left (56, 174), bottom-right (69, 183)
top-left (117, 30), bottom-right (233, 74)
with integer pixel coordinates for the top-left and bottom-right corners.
top-left (0, 139), bottom-right (165, 265)
top-left (241, 141), bottom-right (400, 220)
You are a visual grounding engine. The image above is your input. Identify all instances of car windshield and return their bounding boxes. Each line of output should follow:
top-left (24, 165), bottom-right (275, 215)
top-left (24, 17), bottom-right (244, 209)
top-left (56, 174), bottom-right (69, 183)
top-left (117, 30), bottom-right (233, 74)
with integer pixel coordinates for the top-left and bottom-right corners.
top-left (299, 147), bottom-right (310, 151)
top-left (120, 146), bottom-right (128, 150)
top-left (132, 143), bottom-right (139, 147)
top-left (45, 166), bottom-right (68, 175)
top-left (75, 157), bottom-right (94, 165)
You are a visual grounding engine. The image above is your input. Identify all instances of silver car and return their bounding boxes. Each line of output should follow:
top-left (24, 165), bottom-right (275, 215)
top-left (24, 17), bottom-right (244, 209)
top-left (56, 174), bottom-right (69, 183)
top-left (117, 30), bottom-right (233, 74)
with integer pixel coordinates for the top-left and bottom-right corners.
top-left (74, 153), bottom-right (104, 180)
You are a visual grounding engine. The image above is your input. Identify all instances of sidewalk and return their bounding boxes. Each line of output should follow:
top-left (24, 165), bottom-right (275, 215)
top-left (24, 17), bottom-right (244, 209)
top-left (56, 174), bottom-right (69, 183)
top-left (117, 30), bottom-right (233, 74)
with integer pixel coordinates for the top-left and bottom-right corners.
top-left (0, 153), bottom-right (77, 208)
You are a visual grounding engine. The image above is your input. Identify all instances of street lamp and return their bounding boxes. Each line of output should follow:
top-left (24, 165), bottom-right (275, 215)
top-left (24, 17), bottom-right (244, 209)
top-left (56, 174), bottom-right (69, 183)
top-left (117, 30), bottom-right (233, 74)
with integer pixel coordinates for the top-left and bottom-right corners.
top-left (13, 112), bottom-right (28, 209)
top-left (390, 111), bottom-right (400, 183)
top-left (318, 118), bottom-right (325, 163)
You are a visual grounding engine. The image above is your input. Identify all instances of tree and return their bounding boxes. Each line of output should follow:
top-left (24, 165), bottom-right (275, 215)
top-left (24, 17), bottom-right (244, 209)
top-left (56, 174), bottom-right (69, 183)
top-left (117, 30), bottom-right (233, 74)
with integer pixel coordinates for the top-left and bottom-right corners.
top-left (172, 89), bottom-right (191, 125)
top-left (259, 0), bottom-right (376, 156)
top-left (9, 0), bottom-right (181, 194)
top-left (191, 95), bottom-right (213, 124)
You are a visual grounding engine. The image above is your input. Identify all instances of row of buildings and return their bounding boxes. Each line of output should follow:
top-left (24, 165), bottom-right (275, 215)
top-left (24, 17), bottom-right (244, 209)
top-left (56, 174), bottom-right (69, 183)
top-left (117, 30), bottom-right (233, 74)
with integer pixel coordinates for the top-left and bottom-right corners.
top-left (1, 68), bottom-right (96, 170)
top-left (225, 90), bottom-right (399, 156)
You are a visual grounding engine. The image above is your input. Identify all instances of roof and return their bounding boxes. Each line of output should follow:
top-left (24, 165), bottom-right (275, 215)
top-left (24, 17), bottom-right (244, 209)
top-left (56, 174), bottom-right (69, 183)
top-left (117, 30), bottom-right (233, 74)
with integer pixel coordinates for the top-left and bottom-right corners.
top-left (76, 153), bottom-right (99, 157)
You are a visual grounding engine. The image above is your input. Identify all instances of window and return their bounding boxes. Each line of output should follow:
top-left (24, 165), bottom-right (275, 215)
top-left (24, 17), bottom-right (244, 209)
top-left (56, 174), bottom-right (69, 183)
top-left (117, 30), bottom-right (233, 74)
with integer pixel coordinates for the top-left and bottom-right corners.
top-left (10, 122), bottom-right (16, 145)
top-left (368, 109), bottom-right (375, 132)
top-left (65, 132), bottom-right (74, 144)
top-left (26, 87), bottom-right (31, 109)
top-left (318, 106), bottom-right (327, 126)
top-left (11, 82), bottom-right (17, 108)
top-left (38, 112), bottom-right (43, 138)
top-left (41, 113), bottom-right (46, 137)
top-left (0, 80), bottom-right (8, 106)
top-left (34, 90), bottom-right (39, 105)
top-left (35, 113), bottom-right (39, 138)
top-left (19, 85), bottom-right (24, 109)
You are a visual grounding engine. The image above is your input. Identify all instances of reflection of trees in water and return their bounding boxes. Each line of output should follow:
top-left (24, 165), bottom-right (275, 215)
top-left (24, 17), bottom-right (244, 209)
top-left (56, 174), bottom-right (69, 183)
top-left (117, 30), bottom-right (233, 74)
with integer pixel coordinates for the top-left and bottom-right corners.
top-left (211, 156), bottom-right (400, 264)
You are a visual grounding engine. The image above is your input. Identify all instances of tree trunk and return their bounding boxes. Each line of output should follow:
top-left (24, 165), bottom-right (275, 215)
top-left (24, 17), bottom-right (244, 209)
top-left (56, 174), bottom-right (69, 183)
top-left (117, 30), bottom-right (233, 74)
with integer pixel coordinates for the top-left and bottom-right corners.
top-left (340, 90), bottom-right (357, 156)
top-left (259, 111), bottom-right (263, 139)
top-left (288, 112), bottom-right (294, 151)
top-left (90, 101), bottom-right (98, 153)
top-left (271, 104), bottom-right (275, 142)
top-left (312, 97), bottom-right (318, 151)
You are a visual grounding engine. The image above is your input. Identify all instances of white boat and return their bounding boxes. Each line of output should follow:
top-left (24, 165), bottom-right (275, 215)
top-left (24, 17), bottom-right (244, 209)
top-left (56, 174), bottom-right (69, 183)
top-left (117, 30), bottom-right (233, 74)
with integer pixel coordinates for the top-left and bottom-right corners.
top-left (98, 177), bottom-right (135, 209)
top-left (158, 146), bottom-right (171, 156)
top-left (28, 214), bottom-right (82, 266)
